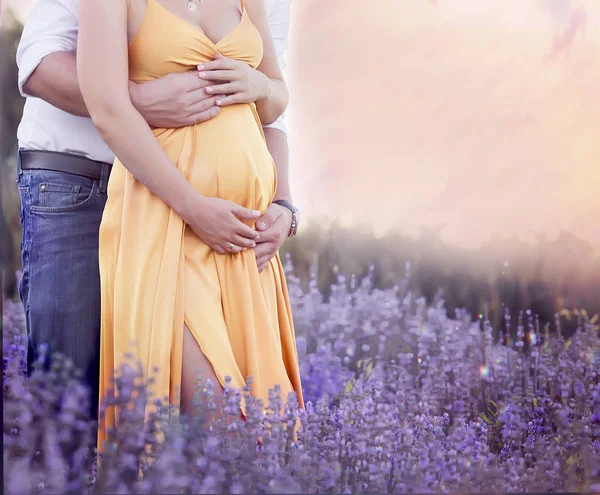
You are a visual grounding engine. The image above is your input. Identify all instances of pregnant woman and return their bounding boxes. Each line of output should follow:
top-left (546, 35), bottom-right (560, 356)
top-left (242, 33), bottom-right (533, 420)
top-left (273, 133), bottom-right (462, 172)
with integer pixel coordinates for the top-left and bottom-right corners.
top-left (77, 0), bottom-right (304, 448)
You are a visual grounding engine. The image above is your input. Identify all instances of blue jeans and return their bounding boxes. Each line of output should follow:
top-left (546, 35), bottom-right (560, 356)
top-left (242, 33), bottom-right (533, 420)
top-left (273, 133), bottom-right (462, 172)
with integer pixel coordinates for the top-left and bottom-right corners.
top-left (17, 152), bottom-right (108, 420)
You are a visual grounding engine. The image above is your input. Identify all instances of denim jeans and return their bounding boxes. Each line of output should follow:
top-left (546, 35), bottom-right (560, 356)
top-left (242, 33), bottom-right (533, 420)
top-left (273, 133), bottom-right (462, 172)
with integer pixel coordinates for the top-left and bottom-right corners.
top-left (17, 152), bottom-right (108, 420)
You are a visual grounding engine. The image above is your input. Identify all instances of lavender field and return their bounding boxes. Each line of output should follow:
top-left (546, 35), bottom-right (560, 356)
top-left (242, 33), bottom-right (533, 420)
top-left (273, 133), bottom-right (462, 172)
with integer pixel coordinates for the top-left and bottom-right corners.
top-left (3, 259), bottom-right (600, 494)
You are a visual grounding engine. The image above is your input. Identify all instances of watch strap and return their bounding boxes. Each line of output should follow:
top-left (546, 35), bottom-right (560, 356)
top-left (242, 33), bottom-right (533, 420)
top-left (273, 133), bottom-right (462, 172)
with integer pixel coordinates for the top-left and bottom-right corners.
top-left (273, 199), bottom-right (299, 237)
top-left (272, 199), bottom-right (298, 213)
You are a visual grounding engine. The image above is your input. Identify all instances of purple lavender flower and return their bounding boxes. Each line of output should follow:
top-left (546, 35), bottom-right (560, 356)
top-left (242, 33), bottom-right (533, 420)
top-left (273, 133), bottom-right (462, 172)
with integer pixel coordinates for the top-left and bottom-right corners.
top-left (4, 260), bottom-right (599, 493)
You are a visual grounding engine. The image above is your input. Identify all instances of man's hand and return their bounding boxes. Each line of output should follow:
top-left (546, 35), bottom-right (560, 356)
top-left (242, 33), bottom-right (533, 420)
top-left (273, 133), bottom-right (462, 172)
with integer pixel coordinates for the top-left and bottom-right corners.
top-left (253, 203), bottom-right (292, 272)
top-left (129, 71), bottom-right (222, 128)
top-left (197, 53), bottom-right (271, 107)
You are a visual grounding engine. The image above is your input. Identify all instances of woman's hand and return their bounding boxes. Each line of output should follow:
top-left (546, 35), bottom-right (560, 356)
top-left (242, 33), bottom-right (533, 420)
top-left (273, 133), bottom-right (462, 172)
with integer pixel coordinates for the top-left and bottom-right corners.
top-left (197, 53), bottom-right (271, 107)
top-left (183, 196), bottom-right (262, 255)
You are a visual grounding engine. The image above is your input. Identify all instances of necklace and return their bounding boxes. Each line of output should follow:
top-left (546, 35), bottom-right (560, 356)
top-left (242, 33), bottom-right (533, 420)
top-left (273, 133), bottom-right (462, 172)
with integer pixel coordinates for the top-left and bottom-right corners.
top-left (187, 0), bottom-right (202, 13)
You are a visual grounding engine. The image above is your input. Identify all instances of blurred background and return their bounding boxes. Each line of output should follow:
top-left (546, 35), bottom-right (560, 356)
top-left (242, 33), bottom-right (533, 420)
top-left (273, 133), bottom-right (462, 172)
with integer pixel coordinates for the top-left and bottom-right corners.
top-left (2, 0), bottom-right (600, 334)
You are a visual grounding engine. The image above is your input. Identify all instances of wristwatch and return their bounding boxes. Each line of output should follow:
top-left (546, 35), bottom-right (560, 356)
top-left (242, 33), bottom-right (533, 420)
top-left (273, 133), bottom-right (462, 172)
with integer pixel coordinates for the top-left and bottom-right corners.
top-left (273, 199), bottom-right (299, 237)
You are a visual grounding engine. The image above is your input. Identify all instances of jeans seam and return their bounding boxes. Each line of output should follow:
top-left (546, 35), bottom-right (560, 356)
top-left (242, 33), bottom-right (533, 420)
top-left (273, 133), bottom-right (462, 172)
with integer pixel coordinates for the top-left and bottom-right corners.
top-left (20, 184), bottom-right (32, 324)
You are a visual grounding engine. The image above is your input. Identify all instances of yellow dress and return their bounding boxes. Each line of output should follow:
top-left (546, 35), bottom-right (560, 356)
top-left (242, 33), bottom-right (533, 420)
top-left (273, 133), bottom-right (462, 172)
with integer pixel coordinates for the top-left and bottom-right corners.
top-left (97, 0), bottom-right (304, 449)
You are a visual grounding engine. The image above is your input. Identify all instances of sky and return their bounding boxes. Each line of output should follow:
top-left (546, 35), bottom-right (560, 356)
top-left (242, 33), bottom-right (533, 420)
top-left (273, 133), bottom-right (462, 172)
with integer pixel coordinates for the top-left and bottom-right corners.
top-left (4, 0), bottom-right (600, 250)
top-left (286, 0), bottom-right (600, 249)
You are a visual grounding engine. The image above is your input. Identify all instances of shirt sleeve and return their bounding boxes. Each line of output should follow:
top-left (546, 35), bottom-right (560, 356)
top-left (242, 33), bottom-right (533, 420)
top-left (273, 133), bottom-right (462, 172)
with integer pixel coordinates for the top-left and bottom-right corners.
top-left (16, 0), bottom-right (79, 97)
top-left (263, 0), bottom-right (291, 135)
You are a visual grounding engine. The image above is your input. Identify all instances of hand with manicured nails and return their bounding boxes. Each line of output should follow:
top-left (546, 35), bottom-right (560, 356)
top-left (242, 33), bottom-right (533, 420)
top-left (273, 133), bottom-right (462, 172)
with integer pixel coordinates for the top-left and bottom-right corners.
top-left (197, 53), bottom-right (271, 107)
top-left (183, 196), bottom-right (262, 255)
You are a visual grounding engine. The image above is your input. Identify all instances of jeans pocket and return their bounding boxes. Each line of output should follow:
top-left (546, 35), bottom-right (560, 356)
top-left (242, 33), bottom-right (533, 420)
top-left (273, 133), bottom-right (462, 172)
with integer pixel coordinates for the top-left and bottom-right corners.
top-left (30, 180), bottom-right (99, 214)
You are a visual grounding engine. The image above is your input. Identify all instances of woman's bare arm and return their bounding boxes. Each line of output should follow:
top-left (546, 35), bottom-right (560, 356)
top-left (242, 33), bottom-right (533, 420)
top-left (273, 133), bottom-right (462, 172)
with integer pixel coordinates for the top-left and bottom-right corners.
top-left (245, 0), bottom-right (289, 124)
top-left (77, 0), bottom-right (260, 253)
top-left (77, 0), bottom-right (199, 213)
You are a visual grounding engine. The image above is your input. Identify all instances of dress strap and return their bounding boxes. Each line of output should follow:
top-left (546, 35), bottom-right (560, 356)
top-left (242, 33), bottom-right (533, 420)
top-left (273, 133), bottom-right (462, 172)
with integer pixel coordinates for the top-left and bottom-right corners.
top-left (240, 0), bottom-right (245, 11)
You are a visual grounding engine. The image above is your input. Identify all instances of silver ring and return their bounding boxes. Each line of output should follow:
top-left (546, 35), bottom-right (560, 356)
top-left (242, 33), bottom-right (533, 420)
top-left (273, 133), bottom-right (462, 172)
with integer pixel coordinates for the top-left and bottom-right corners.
top-left (228, 242), bottom-right (235, 251)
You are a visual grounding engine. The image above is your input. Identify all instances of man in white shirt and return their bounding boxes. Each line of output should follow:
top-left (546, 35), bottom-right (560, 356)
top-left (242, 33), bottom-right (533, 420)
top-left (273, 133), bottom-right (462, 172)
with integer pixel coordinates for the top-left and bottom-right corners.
top-left (16, 0), bottom-right (297, 420)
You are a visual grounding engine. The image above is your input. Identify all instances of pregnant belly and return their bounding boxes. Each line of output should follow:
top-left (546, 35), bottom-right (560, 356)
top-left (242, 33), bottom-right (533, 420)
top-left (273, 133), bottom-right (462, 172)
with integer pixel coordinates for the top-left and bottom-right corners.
top-left (154, 104), bottom-right (276, 213)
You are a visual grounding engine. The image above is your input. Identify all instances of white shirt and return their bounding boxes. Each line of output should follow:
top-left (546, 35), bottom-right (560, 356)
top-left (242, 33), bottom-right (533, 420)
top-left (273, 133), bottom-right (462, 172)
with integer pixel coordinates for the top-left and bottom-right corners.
top-left (16, 0), bottom-right (291, 164)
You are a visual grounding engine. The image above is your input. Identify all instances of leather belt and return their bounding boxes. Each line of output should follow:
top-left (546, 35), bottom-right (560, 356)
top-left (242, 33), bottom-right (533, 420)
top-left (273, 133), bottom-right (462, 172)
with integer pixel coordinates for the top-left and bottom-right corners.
top-left (19, 149), bottom-right (112, 182)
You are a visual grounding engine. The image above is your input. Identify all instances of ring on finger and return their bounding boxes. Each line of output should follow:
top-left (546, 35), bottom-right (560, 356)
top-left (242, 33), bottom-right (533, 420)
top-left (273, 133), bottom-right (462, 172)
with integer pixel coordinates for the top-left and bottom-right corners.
top-left (228, 242), bottom-right (236, 252)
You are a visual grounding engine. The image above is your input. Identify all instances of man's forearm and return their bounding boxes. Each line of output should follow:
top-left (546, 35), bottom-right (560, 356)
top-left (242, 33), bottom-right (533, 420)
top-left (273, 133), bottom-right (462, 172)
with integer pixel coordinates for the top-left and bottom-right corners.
top-left (23, 52), bottom-right (212, 128)
top-left (23, 51), bottom-right (90, 117)
top-left (264, 127), bottom-right (292, 202)
top-left (257, 79), bottom-right (288, 126)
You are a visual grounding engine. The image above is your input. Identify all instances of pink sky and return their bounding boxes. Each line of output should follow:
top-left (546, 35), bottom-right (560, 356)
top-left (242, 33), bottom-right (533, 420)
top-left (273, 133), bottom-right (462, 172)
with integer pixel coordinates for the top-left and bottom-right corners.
top-left (5, 0), bottom-right (600, 250)
top-left (286, 0), bottom-right (600, 249)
